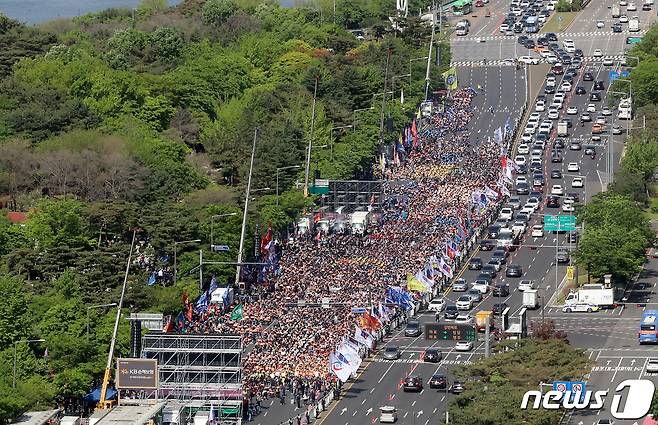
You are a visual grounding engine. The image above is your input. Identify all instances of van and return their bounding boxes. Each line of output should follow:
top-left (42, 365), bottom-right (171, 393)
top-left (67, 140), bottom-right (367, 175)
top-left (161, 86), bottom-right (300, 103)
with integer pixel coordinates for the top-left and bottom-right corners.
top-left (380, 406), bottom-right (398, 423)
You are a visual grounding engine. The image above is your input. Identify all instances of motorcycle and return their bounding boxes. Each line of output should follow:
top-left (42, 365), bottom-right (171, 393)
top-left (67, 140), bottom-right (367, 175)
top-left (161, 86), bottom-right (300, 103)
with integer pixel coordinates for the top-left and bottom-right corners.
top-left (590, 152), bottom-right (596, 159)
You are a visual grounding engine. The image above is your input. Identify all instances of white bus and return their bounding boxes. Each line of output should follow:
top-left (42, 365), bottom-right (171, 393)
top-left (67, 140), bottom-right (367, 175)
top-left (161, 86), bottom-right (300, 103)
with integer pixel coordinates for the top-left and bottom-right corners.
top-left (618, 98), bottom-right (633, 120)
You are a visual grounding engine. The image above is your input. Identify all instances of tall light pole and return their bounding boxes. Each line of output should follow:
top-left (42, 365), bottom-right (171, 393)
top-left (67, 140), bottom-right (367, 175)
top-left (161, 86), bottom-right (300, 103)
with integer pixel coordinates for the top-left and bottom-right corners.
top-left (236, 128), bottom-right (259, 286)
top-left (211, 213), bottom-right (237, 251)
top-left (87, 303), bottom-right (117, 338)
top-left (13, 339), bottom-right (45, 388)
top-left (330, 125), bottom-right (353, 159)
top-left (379, 48), bottom-right (392, 147)
top-left (304, 76), bottom-right (320, 198)
top-left (174, 239), bottom-right (201, 284)
top-left (392, 74), bottom-right (411, 103)
top-left (276, 166), bottom-right (301, 206)
top-left (409, 56), bottom-right (429, 85)
top-left (424, 2), bottom-right (437, 101)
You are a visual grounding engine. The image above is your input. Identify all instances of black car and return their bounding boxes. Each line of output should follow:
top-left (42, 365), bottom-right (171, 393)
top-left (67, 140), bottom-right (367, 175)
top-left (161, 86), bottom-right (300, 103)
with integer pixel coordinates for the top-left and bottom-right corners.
top-left (493, 247), bottom-right (509, 259)
top-left (517, 164), bottom-right (528, 174)
top-left (548, 42), bottom-right (559, 51)
top-left (518, 35), bottom-right (529, 44)
top-left (514, 24), bottom-right (524, 33)
top-left (487, 225), bottom-right (501, 239)
top-left (561, 118), bottom-right (573, 128)
top-left (423, 348), bottom-right (442, 363)
top-left (506, 264), bottom-right (523, 277)
top-left (546, 195), bottom-right (559, 208)
top-left (444, 305), bottom-right (459, 320)
top-left (516, 212), bottom-right (529, 223)
top-left (493, 283), bottom-right (510, 297)
top-left (544, 85), bottom-right (555, 94)
top-left (479, 239), bottom-right (496, 250)
top-left (405, 319), bottom-right (422, 337)
top-left (594, 80), bottom-right (605, 91)
top-left (574, 49), bottom-right (583, 58)
top-left (568, 232), bottom-right (579, 243)
top-left (575, 86), bottom-right (586, 94)
top-left (468, 257), bottom-right (483, 270)
top-left (561, 56), bottom-right (572, 65)
top-left (492, 302), bottom-right (509, 314)
top-left (403, 376), bottom-right (423, 392)
top-left (529, 192), bottom-right (543, 202)
top-left (583, 72), bottom-right (594, 81)
top-left (525, 40), bottom-right (536, 49)
top-left (546, 32), bottom-right (557, 41)
top-left (481, 265), bottom-right (497, 279)
top-left (551, 153), bottom-right (562, 163)
top-left (536, 36), bottom-right (548, 46)
top-left (476, 274), bottom-right (492, 285)
top-left (562, 73), bottom-right (574, 83)
top-left (516, 182), bottom-right (529, 195)
top-left (551, 169), bottom-right (562, 179)
top-left (590, 92), bottom-right (601, 101)
top-left (613, 23), bottom-right (622, 32)
top-left (554, 138), bottom-right (565, 149)
top-left (429, 374), bottom-right (448, 389)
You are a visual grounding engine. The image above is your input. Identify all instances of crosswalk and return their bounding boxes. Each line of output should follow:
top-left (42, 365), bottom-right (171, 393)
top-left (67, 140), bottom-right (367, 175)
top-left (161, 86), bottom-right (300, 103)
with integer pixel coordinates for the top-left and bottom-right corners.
top-left (456, 30), bottom-right (646, 42)
top-left (450, 55), bottom-right (627, 67)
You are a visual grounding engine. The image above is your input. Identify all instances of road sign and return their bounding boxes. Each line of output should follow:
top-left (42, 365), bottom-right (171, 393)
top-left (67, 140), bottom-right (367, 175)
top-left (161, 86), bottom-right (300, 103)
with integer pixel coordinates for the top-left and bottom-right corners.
top-left (351, 307), bottom-right (367, 314)
top-left (544, 215), bottom-right (576, 232)
top-left (552, 380), bottom-right (586, 401)
top-left (425, 323), bottom-right (476, 341)
top-left (609, 70), bottom-right (621, 82)
top-left (211, 244), bottom-right (230, 252)
top-left (566, 266), bottom-right (575, 281)
top-left (621, 70), bottom-right (630, 77)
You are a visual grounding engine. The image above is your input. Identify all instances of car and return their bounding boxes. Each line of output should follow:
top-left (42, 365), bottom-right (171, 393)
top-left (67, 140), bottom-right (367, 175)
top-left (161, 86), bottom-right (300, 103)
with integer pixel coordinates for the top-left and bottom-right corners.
top-left (429, 373), bottom-right (448, 389)
top-left (562, 199), bottom-right (575, 212)
top-left (455, 341), bottom-right (473, 352)
top-left (590, 92), bottom-right (602, 101)
top-left (612, 22), bottom-right (622, 32)
top-left (554, 138), bottom-right (565, 148)
top-left (575, 86), bottom-right (586, 95)
top-left (583, 72), bottom-right (594, 81)
top-left (567, 162), bottom-right (580, 172)
top-left (451, 380), bottom-right (465, 394)
top-left (587, 104), bottom-right (596, 113)
top-left (646, 359), bottom-right (658, 373)
top-left (643, 2), bottom-right (652, 9)
top-left (603, 57), bottom-right (614, 66)
top-left (468, 257), bottom-right (483, 270)
top-left (515, 155), bottom-right (527, 166)
top-left (479, 239), bottom-right (496, 250)
top-left (580, 113), bottom-right (592, 123)
top-left (506, 264), bottom-right (523, 277)
top-left (516, 182), bottom-right (530, 195)
top-left (518, 143), bottom-right (530, 155)
top-left (560, 81), bottom-right (572, 92)
top-left (544, 85), bottom-right (555, 94)
top-left (493, 247), bottom-right (509, 259)
top-left (550, 169), bottom-right (562, 179)
top-left (566, 192), bottom-right (580, 202)
top-left (526, 197), bottom-right (540, 211)
top-left (547, 109), bottom-right (559, 120)
top-left (595, 19), bottom-right (604, 28)
top-left (492, 302), bottom-right (509, 314)
top-left (402, 376), bottom-right (423, 392)
top-left (596, 115), bottom-right (607, 125)
top-left (593, 49), bottom-right (603, 57)
top-left (519, 279), bottom-right (537, 291)
top-left (574, 48), bottom-right (583, 58)
top-left (595, 419), bottom-right (615, 425)
top-left (612, 125), bottom-right (623, 135)
top-left (551, 184), bottom-right (564, 195)
top-left (551, 152), bottom-right (562, 163)
top-left (592, 123), bottom-right (604, 134)
top-left (500, 207), bottom-right (514, 221)
top-left (569, 232), bottom-right (579, 243)
top-left (518, 55), bottom-right (540, 64)
top-left (508, 196), bottom-right (522, 209)
top-left (488, 225), bottom-right (501, 239)
top-left (512, 220), bottom-right (526, 234)
top-left (423, 348), bottom-right (442, 363)
top-left (499, 23), bottom-right (509, 33)
top-left (627, 2), bottom-right (637, 9)
top-left (601, 107), bottom-right (612, 116)
top-left (456, 295), bottom-right (473, 310)
top-left (455, 314), bottom-right (474, 325)
top-left (428, 298), bottom-right (447, 312)
top-left (557, 247), bottom-right (570, 263)
top-left (383, 346), bottom-right (401, 360)
top-left (535, 100), bottom-right (546, 112)
top-left (572, 177), bottom-right (584, 188)
top-left (620, 14), bottom-right (629, 22)
top-left (444, 304), bottom-right (459, 320)
top-left (585, 146), bottom-right (596, 156)
top-left (562, 303), bottom-right (599, 313)
top-left (546, 195), bottom-right (560, 208)
top-left (594, 80), bottom-right (605, 91)
top-left (621, 0), bottom-right (627, 5)
top-left (569, 141), bottom-right (582, 151)
top-left (472, 281), bottom-right (489, 294)
top-left (566, 106), bottom-right (578, 115)
top-left (468, 289), bottom-right (483, 302)
top-left (379, 406), bottom-right (398, 423)
top-left (405, 319), bottom-right (422, 337)
top-left (531, 224), bottom-right (544, 237)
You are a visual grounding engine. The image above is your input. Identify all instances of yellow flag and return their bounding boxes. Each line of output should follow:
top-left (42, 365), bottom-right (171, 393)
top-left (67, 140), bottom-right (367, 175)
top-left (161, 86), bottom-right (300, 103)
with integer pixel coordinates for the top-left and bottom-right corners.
top-left (442, 67), bottom-right (458, 90)
top-left (407, 273), bottom-right (427, 292)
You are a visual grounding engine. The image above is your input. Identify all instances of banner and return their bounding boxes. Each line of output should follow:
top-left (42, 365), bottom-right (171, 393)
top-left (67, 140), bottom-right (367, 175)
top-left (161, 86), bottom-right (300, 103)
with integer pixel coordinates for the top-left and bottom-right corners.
top-left (442, 67), bottom-right (458, 90)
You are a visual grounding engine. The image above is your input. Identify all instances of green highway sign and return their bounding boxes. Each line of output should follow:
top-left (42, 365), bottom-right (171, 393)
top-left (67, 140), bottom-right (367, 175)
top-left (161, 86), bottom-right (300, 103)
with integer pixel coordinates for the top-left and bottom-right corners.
top-left (425, 323), bottom-right (477, 341)
top-left (544, 214), bottom-right (576, 232)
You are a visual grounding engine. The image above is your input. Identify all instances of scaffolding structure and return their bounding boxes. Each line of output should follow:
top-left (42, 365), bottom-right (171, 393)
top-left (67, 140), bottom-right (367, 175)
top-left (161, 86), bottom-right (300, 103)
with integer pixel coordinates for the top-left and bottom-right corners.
top-left (323, 180), bottom-right (383, 211)
top-left (141, 333), bottom-right (243, 424)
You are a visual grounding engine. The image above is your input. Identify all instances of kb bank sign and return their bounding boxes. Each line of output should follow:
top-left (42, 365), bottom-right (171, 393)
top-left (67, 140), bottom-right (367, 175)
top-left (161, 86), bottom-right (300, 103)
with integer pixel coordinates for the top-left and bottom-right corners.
top-left (521, 380), bottom-right (656, 420)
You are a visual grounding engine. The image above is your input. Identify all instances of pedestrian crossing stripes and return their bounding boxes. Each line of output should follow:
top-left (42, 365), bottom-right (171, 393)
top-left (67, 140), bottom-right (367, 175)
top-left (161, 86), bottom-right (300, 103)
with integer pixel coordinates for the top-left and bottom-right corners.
top-left (373, 358), bottom-right (475, 365)
top-left (450, 55), bottom-right (627, 67)
top-left (457, 30), bottom-right (646, 42)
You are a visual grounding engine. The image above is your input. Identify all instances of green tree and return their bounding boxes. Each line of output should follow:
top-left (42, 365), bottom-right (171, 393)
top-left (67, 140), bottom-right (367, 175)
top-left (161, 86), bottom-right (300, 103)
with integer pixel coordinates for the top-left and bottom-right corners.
top-left (202, 0), bottom-right (239, 26)
top-left (135, 95), bottom-right (176, 131)
top-left (149, 27), bottom-right (184, 62)
top-left (0, 276), bottom-right (29, 351)
top-left (609, 168), bottom-right (648, 204)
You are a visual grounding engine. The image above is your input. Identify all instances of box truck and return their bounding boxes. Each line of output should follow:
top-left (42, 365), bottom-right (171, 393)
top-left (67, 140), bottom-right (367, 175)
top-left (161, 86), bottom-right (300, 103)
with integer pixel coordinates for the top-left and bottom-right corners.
top-left (564, 284), bottom-right (615, 307)
top-left (350, 211), bottom-right (370, 235)
top-left (523, 290), bottom-right (539, 309)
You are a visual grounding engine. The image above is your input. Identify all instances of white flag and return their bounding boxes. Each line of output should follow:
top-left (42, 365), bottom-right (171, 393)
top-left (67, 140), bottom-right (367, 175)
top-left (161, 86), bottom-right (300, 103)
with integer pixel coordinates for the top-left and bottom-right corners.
top-left (337, 344), bottom-right (361, 373)
top-left (329, 352), bottom-right (352, 382)
top-left (354, 326), bottom-right (374, 349)
top-left (400, 87), bottom-right (405, 104)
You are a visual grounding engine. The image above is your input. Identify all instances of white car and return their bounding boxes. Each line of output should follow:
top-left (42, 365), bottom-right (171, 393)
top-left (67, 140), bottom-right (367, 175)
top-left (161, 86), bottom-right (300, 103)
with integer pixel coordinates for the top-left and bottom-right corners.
top-left (455, 314), bottom-right (474, 325)
top-left (548, 109), bottom-right (559, 120)
top-left (567, 162), bottom-right (580, 172)
top-left (546, 54), bottom-right (560, 64)
top-left (621, 0), bottom-right (628, 5)
top-left (520, 206), bottom-right (534, 216)
top-left (456, 295), bottom-right (473, 310)
top-left (500, 207), bottom-right (514, 221)
top-left (646, 358), bottom-right (658, 373)
top-left (524, 123), bottom-right (537, 134)
top-left (560, 81), bottom-right (572, 92)
top-left (551, 184), bottom-right (564, 195)
top-left (512, 221), bottom-right (526, 234)
top-left (535, 100), bottom-right (546, 112)
top-left (596, 116), bottom-right (607, 125)
top-left (547, 2), bottom-right (555, 10)
top-left (519, 280), bottom-right (537, 291)
top-left (562, 199), bottom-right (575, 212)
top-left (562, 303), bottom-right (599, 313)
top-left (472, 282), bottom-right (489, 294)
top-left (593, 49), bottom-right (603, 57)
top-left (554, 92), bottom-right (566, 102)
top-left (620, 14), bottom-right (629, 22)
top-left (518, 56), bottom-right (540, 65)
top-left (567, 106), bottom-right (578, 115)
top-left (597, 20), bottom-right (605, 28)
top-left (601, 107), bottom-right (612, 116)
top-left (627, 2), bottom-right (637, 10)
top-left (587, 104), bottom-right (597, 113)
top-left (526, 198), bottom-right (540, 210)
top-left (572, 177), bottom-right (584, 188)
top-left (518, 143), bottom-right (530, 154)
top-left (531, 224), bottom-right (544, 237)
top-left (515, 155), bottom-right (527, 166)
top-left (499, 23), bottom-right (509, 33)
top-left (428, 298), bottom-right (446, 312)
top-left (512, 7), bottom-right (523, 15)
top-left (455, 340), bottom-right (474, 351)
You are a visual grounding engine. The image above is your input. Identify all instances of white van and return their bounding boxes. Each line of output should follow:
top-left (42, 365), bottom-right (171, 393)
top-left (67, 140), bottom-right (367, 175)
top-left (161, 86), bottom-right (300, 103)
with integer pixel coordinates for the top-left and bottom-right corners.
top-left (380, 406), bottom-right (398, 423)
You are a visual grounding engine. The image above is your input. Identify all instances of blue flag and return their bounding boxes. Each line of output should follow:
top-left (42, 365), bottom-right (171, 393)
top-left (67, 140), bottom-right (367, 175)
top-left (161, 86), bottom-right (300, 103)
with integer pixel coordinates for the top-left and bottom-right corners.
top-left (147, 272), bottom-right (156, 286)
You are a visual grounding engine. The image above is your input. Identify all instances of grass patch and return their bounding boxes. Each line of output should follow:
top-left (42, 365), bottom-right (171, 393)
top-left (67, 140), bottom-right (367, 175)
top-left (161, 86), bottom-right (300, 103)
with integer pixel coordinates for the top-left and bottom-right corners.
top-left (540, 11), bottom-right (579, 33)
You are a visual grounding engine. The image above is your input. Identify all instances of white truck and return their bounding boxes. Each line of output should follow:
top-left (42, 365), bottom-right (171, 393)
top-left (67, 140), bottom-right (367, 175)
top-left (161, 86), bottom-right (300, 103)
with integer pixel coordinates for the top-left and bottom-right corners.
top-left (193, 412), bottom-right (210, 425)
top-left (557, 121), bottom-right (568, 137)
top-left (523, 289), bottom-right (539, 309)
top-left (564, 284), bottom-right (615, 307)
top-left (350, 211), bottom-right (370, 235)
top-left (629, 16), bottom-right (640, 32)
top-left (612, 4), bottom-right (621, 17)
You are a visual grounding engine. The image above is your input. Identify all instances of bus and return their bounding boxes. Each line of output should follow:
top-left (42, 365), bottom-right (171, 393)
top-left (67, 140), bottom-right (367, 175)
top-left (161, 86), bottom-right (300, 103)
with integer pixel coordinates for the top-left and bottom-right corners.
top-left (452, 0), bottom-right (473, 15)
top-left (639, 310), bottom-right (658, 344)
top-left (618, 98), bottom-right (632, 120)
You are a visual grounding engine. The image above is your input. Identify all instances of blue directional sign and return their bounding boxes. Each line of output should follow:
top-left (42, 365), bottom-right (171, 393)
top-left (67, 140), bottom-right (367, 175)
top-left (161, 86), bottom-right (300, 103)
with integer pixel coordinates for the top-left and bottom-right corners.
top-left (351, 307), bottom-right (367, 314)
top-left (609, 70), bottom-right (621, 82)
top-left (621, 70), bottom-right (630, 77)
top-left (552, 381), bottom-right (586, 401)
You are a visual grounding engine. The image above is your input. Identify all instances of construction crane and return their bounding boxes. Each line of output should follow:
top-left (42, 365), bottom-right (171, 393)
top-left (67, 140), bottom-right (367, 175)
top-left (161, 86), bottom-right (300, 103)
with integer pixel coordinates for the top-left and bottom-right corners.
top-left (98, 229), bottom-right (138, 409)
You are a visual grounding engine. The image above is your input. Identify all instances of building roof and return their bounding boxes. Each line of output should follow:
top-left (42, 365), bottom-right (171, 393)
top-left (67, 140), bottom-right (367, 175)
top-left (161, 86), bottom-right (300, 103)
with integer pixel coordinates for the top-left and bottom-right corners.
top-left (11, 409), bottom-right (60, 425)
top-left (95, 403), bottom-right (166, 425)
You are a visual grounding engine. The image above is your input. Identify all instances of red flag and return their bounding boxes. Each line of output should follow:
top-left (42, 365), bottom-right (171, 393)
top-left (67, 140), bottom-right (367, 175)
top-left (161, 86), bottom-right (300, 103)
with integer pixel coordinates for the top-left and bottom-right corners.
top-left (185, 304), bottom-right (193, 322)
top-left (315, 231), bottom-right (321, 241)
top-left (313, 212), bottom-right (322, 223)
top-left (163, 316), bottom-right (174, 333)
top-left (361, 313), bottom-right (381, 331)
top-left (446, 243), bottom-right (456, 260)
top-left (260, 223), bottom-right (273, 255)
top-left (182, 290), bottom-right (190, 307)
top-left (411, 120), bottom-right (418, 147)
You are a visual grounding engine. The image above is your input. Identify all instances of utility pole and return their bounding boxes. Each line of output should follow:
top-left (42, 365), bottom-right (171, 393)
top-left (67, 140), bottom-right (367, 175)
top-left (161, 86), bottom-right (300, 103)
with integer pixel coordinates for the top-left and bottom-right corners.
top-left (424, 1), bottom-right (437, 101)
top-left (379, 48), bottom-right (392, 146)
top-left (304, 76), bottom-right (319, 198)
top-left (235, 128), bottom-right (259, 286)
top-left (484, 315), bottom-right (491, 358)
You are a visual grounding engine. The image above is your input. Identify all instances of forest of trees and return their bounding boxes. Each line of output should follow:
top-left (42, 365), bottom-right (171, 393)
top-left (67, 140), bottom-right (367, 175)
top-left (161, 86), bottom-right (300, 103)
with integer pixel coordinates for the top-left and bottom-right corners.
top-left (0, 0), bottom-right (449, 420)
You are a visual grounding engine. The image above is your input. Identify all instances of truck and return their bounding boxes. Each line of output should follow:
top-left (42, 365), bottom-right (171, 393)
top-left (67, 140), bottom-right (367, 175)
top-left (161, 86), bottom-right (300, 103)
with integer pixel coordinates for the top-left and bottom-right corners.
top-left (60, 418), bottom-right (81, 425)
top-left (475, 310), bottom-right (495, 332)
top-left (350, 211), bottom-right (370, 235)
top-left (523, 289), bottom-right (539, 309)
top-left (557, 121), bottom-right (568, 137)
top-left (629, 16), bottom-right (640, 32)
top-left (564, 284), bottom-right (615, 307)
top-left (612, 4), bottom-right (621, 17)
top-left (193, 412), bottom-right (210, 425)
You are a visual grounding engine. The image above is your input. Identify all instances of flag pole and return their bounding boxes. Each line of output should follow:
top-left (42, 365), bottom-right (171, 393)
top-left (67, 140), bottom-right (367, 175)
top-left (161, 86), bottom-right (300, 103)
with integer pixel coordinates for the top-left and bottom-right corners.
top-left (235, 128), bottom-right (258, 287)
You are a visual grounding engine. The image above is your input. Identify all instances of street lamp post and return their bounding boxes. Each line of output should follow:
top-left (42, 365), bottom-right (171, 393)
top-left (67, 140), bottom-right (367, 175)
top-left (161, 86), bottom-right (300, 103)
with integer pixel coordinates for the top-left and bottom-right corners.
top-left (276, 166), bottom-right (301, 206)
top-left (174, 239), bottom-right (201, 284)
top-left (87, 303), bottom-right (117, 338)
top-left (391, 74), bottom-right (411, 103)
top-left (330, 125), bottom-right (353, 160)
top-left (13, 339), bottom-right (45, 388)
top-left (409, 56), bottom-right (429, 86)
top-left (211, 213), bottom-right (238, 251)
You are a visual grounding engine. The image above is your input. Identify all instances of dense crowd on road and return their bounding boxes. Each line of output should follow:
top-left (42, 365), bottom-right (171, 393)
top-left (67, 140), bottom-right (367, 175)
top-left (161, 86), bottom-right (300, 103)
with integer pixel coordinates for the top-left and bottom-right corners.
top-left (169, 89), bottom-right (505, 414)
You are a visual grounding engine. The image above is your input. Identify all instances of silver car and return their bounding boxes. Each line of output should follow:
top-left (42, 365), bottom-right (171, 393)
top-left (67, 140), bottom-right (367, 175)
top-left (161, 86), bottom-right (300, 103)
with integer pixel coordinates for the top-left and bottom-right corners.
top-left (382, 346), bottom-right (401, 360)
top-left (453, 280), bottom-right (468, 292)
